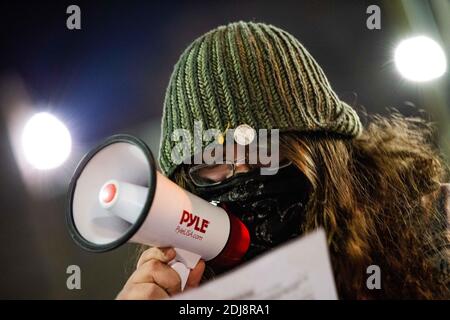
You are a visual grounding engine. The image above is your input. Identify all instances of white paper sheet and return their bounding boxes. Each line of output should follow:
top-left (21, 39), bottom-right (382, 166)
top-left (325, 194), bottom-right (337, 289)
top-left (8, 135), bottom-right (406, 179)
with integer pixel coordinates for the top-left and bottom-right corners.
top-left (174, 228), bottom-right (338, 300)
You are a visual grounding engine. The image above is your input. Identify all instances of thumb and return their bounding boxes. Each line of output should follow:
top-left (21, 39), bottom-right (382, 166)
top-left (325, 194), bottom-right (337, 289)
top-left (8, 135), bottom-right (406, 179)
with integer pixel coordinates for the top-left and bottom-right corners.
top-left (185, 260), bottom-right (206, 289)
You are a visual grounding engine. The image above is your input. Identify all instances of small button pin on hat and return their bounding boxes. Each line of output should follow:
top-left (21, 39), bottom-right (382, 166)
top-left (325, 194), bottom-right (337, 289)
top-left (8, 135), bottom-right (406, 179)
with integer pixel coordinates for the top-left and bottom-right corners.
top-left (234, 124), bottom-right (256, 146)
top-left (216, 122), bottom-right (231, 145)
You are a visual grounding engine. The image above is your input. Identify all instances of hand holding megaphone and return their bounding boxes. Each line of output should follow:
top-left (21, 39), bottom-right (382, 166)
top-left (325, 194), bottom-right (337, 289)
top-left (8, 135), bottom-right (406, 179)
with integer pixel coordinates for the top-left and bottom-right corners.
top-left (67, 134), bottom-right (250, 291)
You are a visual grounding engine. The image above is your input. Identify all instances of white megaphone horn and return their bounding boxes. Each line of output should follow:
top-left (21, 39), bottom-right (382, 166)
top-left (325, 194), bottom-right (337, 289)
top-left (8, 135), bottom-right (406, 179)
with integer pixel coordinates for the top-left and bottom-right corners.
top-left (66, 134), bottom-right (250, 290)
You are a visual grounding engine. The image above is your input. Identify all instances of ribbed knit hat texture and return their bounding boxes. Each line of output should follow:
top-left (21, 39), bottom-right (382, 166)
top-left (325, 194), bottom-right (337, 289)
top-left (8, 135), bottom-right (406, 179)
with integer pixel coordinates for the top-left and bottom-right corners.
top-left (159, 21), bottom-right (362, 176)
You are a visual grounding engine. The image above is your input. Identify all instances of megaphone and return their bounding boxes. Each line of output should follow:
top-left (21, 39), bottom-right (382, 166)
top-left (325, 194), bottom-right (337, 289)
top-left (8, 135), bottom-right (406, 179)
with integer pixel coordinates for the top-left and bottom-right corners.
top-left (66, 134), bottom-right (250, 290)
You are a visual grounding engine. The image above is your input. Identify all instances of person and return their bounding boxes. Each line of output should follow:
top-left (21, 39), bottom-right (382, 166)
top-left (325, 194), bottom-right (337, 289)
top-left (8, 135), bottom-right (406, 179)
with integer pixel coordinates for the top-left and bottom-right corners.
top-left (117, 21), bottom-right (449, 300)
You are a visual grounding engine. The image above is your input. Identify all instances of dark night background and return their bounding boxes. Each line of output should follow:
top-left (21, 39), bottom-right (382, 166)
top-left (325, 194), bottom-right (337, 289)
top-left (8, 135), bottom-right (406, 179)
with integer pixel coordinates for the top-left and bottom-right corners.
top-left (0, 0), bottom-right (448, 299)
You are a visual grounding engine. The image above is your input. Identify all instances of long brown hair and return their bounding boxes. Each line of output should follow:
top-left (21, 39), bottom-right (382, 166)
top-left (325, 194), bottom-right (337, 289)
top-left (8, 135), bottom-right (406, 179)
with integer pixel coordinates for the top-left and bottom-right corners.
top-left (278, 113), bottom-right (449, 299)
top-left (135, 113), bottom-right (449, 299)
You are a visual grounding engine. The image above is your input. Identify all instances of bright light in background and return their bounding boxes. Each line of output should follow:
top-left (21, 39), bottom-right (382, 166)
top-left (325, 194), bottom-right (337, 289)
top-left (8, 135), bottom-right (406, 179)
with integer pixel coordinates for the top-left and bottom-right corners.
top-left (394, 36), bottom-right (447, 82)
top-left (22, 112), bottom-right (72, 170)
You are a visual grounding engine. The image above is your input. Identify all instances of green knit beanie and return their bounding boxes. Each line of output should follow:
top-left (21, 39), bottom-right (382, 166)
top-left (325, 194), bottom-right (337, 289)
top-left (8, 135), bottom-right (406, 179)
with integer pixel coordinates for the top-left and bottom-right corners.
top-left (158, 21), bottom-right (362, 177)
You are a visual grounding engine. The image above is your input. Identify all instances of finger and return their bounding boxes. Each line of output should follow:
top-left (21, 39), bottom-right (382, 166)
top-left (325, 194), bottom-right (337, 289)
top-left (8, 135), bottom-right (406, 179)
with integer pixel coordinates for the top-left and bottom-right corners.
top-left (185, 260), bottom-right (206, 289)
top-left (136, 247), bottom-right (176, 269)
top-left (120, 283), bottom-right (169, 300)
top-left (131, 259), bottom-right (182, 295)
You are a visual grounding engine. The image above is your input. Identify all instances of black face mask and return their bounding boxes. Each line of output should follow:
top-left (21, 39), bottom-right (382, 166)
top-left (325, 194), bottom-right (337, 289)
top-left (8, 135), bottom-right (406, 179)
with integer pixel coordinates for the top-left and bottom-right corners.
top-left (189, 164), bottom-right (311, 264)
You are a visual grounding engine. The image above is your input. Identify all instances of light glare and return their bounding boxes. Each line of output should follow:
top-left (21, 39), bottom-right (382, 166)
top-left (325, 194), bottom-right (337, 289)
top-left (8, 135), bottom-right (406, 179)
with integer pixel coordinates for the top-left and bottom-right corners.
top-left (22, 112), bottom-right (72, 170)
top-left (394, 36), bottom-right (447, 82)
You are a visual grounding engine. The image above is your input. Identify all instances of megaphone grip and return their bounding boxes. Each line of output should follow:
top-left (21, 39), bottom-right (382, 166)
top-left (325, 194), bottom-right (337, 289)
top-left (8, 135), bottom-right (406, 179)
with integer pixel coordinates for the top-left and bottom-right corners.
top-left (169, 261), bottom-right (190, 291)
top-left (169, 248), bottom-right (201, 291)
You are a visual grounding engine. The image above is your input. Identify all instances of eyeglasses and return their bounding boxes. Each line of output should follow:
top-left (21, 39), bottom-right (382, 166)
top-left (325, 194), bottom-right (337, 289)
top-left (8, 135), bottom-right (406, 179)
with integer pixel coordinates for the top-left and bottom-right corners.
top-left (188, 158), bottom-right (292, 187)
